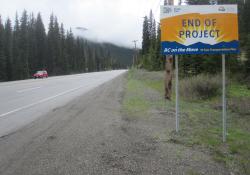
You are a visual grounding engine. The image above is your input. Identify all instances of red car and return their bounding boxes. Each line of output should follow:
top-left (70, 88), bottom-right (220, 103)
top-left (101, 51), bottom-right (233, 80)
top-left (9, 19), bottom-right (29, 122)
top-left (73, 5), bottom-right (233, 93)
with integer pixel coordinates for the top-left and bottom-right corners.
top-left (33, 70), bottom-right (48, 79)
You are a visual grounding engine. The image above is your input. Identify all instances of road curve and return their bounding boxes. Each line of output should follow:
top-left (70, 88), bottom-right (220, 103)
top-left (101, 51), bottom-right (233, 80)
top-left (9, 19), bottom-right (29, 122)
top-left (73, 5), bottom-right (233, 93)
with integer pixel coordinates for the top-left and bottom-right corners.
top-left (0, 70), bottom-right (127, 137)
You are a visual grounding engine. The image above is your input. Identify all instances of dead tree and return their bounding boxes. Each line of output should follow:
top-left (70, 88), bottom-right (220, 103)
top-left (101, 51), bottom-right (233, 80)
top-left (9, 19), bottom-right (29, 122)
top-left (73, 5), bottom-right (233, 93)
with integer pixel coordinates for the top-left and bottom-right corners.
top-left (164, 0), bottom-right (174, 100)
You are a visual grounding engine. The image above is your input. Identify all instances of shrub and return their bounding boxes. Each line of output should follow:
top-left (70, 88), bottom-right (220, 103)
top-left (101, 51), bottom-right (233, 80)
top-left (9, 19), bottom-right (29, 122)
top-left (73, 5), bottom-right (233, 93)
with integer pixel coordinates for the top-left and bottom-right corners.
top-left (179, 74), bottom-right (221, 100)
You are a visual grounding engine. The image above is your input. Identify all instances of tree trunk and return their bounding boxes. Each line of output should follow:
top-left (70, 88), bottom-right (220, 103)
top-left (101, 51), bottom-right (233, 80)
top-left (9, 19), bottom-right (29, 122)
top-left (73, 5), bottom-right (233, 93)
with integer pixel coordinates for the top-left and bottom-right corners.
top-left (164, 0), bottom-right (174, 100)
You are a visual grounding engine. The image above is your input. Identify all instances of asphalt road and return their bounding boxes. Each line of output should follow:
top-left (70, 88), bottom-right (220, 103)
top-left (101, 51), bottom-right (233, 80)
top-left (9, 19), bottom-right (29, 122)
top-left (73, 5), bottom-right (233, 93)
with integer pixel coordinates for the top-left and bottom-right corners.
top-left (0, 70), bottom-right (127, 137)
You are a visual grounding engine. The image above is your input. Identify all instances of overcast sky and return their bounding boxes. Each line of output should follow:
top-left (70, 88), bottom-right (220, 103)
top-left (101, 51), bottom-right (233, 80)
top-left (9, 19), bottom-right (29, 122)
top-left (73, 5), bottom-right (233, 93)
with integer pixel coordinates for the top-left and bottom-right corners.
top-left (0, 0), bottom-right (178, 48)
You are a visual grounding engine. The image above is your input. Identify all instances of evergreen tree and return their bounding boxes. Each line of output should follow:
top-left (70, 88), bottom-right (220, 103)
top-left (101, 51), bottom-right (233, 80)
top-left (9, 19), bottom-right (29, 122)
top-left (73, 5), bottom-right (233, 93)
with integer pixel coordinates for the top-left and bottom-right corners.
top-left (185, 0), bottom-right (209, 4)
top-left (4, 18), bottom-right (13, 81)
top-left (19, 10), bottom-right (30, 79)
top-left (65, 28), bottom-right (75, 72)
top-left (47, 14), bottom-right (57, 74)
top-left (35, 13), bottom-right (47, 71)
top-left (0, 16), bottom-right (6, 81)
top-left (53, 17), bottom-right (63, 74)
top-left (12, 13), bottom-right (21, 80)
top-left (59, 23), bottom-right (69, 74)
top-left (27, 13), bottom-right (36, 74)
top-left (155, 24), bottom-right (163, 70)
top-left (141, 10), bottom-right (161, 70)
top-left (142, 16), bottom-right (150, 55)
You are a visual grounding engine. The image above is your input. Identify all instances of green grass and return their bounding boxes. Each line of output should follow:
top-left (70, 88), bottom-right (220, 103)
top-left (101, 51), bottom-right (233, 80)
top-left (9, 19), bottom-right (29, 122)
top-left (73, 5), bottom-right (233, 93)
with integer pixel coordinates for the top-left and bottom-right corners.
top-left (122, 69), bottom-right (168, 119)
top-left (123, 69), bottom-right (250, 175)
top-left (229, 83), bottom-right (250, 97)
top-left (144, 80), bottom-right (163, 93)
top-left (123, 78), bottom-right (150, 118)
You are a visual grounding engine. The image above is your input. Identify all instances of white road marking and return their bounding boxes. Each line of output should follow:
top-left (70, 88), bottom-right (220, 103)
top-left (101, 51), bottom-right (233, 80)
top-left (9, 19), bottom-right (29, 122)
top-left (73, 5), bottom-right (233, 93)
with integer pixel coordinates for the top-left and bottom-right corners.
top-left (0, 85), bottom-right (87, 118)
top-left (17, 87), bottom-right (42, 93)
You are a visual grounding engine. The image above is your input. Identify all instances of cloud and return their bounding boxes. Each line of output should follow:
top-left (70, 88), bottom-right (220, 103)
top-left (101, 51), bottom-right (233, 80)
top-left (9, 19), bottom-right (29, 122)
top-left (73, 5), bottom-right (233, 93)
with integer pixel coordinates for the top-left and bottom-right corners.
top-left (0, 0), bottom-right (163, 48)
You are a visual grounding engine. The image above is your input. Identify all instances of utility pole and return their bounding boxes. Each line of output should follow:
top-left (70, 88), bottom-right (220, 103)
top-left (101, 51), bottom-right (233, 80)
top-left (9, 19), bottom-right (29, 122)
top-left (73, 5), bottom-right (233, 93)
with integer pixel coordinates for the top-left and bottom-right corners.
top-left (132, 40), bottom-right (138, 67)
top-left (164, 0), bottom-right (174, 100)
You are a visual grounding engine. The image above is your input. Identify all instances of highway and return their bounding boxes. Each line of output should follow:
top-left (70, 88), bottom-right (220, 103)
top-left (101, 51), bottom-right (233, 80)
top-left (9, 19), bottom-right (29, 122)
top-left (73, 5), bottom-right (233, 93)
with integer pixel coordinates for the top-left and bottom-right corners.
top-left (0, 70), bottom-right (127, 137)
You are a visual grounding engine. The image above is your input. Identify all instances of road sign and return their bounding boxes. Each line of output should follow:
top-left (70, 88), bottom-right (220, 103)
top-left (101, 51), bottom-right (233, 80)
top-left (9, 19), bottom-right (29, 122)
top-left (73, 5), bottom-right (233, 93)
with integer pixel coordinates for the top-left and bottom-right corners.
top-left (160, 5), bottom-right (239, 55)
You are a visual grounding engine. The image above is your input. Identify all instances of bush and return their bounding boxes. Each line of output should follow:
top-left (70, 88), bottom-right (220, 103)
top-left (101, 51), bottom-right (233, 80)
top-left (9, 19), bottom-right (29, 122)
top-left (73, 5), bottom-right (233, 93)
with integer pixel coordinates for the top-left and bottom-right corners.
top-left (179, 74), bottom-right (221, 100)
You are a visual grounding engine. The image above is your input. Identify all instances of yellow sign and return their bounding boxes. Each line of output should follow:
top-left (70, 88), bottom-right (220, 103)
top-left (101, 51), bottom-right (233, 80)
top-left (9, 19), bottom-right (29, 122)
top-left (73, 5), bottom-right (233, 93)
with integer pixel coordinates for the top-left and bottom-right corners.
top-left (160, 5), bottom-right (239, 54)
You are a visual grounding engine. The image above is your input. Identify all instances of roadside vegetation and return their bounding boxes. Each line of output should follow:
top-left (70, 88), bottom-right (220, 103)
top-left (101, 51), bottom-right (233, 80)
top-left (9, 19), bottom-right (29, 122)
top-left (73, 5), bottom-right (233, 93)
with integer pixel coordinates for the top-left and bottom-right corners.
top-left (123, 69), bottom-right (250, 175)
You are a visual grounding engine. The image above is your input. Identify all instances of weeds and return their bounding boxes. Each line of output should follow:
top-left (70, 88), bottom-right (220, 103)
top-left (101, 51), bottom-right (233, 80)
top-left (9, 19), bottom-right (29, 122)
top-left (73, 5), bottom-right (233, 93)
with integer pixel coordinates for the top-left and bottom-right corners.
top-left (179, 74), bottom-right (221, 101)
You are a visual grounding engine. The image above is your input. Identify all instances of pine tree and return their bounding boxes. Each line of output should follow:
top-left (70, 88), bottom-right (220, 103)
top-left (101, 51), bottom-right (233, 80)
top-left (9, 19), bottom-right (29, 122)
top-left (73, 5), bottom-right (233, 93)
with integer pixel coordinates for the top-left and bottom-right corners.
top-left (141, 10), bottom-right (160, 70)
top-left (0, 16), bottom-right (7, 81)
top-left (12, 13), bottom-right (21, 80)
top-left (65, 28), bottom-right (75, 72)
top-left (186, 0), bottom-right (210, 4)
top-left (142, 16), bottom-right (150, 55)
top-left (53, 17), bottom-right (63, 74)
top-left (35, 13), bottom-right (47, 70)
top-left (47, 14), bottom-right (57, 74)
top-left (59, 23), bottom-right (69, 74)
top-left (4, 18), bottom-right (13, 81)
top-left (155, 24), bottom-right (163, 70)
top-left (27, 13), bottom-right (36, 74)
top-left (19, 10), bottom-right (30, 79)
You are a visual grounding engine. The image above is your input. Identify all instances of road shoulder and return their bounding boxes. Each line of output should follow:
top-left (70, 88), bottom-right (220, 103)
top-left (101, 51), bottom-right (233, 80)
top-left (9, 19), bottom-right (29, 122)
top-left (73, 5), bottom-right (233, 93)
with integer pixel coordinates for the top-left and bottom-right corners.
top-left (0, 73), bottom-right (229, 175)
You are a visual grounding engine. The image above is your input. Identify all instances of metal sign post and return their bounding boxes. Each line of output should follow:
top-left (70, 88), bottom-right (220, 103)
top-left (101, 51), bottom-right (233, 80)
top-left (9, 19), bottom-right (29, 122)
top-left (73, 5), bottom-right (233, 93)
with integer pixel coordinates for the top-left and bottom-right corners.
top-left (222, 54), bottom-right (227, 142)
top-left (175, 55), bottom-right (179, 132)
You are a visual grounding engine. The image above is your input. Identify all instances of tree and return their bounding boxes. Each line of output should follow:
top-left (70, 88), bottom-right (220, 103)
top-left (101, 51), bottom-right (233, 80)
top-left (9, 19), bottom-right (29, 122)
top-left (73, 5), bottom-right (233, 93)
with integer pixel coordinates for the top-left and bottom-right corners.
top-left (185, 0), bottom-right (210, 5)
top-left (27, 13), bottom-right (36, 74)
top-left (47, 14), bottom-right (57, 74)
top-left (35, 13), bottom-right (47, 71)
top-left (59, 23), bottom-right (70, 74)
top-left (141, 10), bottom-right (160, 71)
top-left (19, 10), bottom-right (30, 79)
top-left (0, 16), bottom-right (6, 81)
top-left (4, 18), bottom-right (13, 81)
top-left (12, 13), bottom-right (21, 80)
top-left (65, 28), bottom-right (75, 72)
top-left (142, 16), bottom-right (150, 55)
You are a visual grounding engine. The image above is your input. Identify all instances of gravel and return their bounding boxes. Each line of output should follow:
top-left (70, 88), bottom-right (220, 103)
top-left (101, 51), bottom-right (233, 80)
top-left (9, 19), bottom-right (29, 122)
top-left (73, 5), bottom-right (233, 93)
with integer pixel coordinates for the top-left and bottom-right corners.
top-left (0, 74), bottom-right (229, 175)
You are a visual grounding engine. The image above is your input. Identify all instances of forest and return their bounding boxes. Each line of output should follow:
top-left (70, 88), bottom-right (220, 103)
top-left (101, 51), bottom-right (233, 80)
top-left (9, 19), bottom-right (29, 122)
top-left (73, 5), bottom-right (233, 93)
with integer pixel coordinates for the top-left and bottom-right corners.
top-left (0, 11), bottom-right (133, 82)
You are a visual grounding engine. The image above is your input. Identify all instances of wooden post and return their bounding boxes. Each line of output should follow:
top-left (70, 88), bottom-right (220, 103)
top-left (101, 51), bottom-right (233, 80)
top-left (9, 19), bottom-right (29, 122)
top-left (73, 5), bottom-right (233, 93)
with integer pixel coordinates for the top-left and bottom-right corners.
top-left (164, 0), bottom-right (174, 100)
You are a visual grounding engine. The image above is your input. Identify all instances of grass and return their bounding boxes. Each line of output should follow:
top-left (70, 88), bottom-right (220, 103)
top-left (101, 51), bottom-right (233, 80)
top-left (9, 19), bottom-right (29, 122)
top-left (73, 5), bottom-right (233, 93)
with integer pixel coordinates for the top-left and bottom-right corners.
top-left (175, 82), bottom-right (250, 174)
top-left (123, 72), bottom-right (150, 118)
top-left (122, 69), bottom-right (250, 175)
top-left (229, 83), bottom-right (250, 98)
top-left (122, 69), bottom-right (170, 119)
